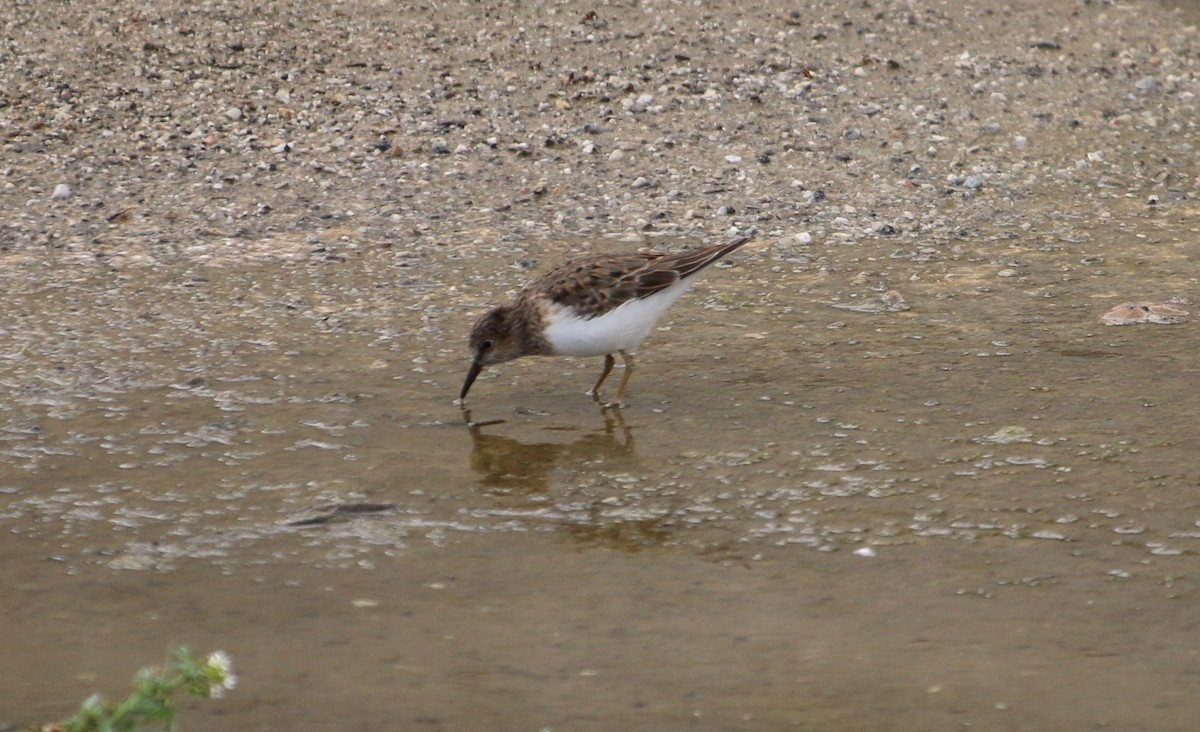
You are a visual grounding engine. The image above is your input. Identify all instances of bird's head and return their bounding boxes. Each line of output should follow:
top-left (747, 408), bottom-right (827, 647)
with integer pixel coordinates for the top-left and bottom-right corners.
top-left (460, 305), bottom-right (523, 400)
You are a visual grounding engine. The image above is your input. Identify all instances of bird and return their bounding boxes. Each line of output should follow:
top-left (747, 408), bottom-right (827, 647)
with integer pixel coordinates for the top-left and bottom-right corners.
top-left (458, 235), bottom-right (751, 408)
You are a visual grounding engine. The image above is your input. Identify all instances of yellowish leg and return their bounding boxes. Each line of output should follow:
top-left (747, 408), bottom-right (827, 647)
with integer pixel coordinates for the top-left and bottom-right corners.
top-left (588, 353), bottom-right (616, 399)
top-left (604, 350), bottom-right (634, 409)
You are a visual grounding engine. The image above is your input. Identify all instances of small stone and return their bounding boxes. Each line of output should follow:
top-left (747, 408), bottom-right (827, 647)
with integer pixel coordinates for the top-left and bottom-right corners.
top-left (630, 176), bottom-right (650, 189)
top-left (275, 89), bottom-right (291, 104)
top-left (1135, 76), bottom-right (1158, 91)
top-left (608, 149), bottom-right (625, 162)
top-left (716, 205), bottom-right (735, 215)
top-left (50, 183), bottom-right (72, 200)
top-left (1101, 300), bottom-right (1189, 326)
top-left (964, 175), bottom-right (983, 189)
top-left (725, 154), bottom-right (742, 163)
top-left (224, 106), bottom-right (243, 121)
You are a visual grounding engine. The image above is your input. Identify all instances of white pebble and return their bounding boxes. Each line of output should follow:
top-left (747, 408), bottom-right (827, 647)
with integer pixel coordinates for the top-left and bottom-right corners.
top-left (224, 107), bottom-right (243, 121)
top-left (50, 183), bottom-right (72, 200)
top-left (853, 547), bottom-right (876, 557)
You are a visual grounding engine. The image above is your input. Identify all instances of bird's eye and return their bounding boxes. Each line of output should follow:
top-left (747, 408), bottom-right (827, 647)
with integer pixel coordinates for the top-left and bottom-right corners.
top-left (481, 339), bottom-right (494, 350)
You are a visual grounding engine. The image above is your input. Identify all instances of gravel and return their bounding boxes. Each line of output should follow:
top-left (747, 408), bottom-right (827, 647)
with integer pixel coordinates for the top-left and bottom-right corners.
top-left (0, 0), bottom-right (1198, 268)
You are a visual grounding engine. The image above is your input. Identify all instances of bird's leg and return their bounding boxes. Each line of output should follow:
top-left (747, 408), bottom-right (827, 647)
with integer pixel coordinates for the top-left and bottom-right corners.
top-left (587, 353), bottom-right (616, 400)
top-left (603, 350), bottom-right (634, 409)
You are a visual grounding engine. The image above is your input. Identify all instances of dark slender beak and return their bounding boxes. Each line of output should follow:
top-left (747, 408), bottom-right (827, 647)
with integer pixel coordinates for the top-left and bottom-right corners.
top-left (460, 360), bottom-right (484, 400)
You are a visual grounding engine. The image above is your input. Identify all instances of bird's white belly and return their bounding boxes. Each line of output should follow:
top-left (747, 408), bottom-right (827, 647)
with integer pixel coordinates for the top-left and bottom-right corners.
top-left (543, 281), bottom-right (696, 357)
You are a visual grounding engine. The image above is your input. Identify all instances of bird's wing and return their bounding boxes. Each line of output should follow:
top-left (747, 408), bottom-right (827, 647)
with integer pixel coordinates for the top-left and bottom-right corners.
top-left (537, 252), bottom-right (664, 319)
top-left (533, 236), bottom-right (750, 319)
top-left (627, 235), bottom-right (751, 298)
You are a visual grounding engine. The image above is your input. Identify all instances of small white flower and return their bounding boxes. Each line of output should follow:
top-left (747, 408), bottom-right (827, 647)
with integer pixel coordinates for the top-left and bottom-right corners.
top-left (204, 650), bottom-right (237, 697)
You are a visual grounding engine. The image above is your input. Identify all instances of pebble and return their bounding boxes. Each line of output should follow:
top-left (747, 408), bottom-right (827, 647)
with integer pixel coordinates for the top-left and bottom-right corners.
top-left (777, 232), bottom-right (812, 247)
top-left (50, 183), bottom-right (72, 199)
top-left (1101, 301), bottom-right (1189, 325)
top-left (224, 106), bottom-right (243, 121)
top-left (630, 176), bottom-right (650, 189)
top-left (881, 290), bottom-right (907, 309)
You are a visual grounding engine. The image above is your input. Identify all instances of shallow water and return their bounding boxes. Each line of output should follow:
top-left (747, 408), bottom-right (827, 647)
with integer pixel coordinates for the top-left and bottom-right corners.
top-left (3, 209), bottom-right (1200, 730)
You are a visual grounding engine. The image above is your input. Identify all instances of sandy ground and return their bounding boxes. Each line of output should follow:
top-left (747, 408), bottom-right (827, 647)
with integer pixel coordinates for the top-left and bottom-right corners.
top-left (2, 0), bottom-right (1198, 269)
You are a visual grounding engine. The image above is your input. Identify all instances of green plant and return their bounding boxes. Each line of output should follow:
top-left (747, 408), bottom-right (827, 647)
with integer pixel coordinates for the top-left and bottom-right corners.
top-left (46, 647), bottom-right (235, 732)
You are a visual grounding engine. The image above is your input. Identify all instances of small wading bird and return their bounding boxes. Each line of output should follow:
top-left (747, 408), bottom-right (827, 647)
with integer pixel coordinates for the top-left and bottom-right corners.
top-left (458, 235), bottom-right (751, 409)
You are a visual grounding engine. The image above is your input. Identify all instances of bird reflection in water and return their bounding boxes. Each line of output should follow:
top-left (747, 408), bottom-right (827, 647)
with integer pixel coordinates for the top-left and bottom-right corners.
top-left (461, 410), bottom-right (684, 551)
top-left (462, 408), bottom-right (635, 493)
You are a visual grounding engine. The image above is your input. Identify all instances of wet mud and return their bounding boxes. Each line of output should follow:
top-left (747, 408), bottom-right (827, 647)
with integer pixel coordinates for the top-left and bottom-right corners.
top-left (4, 216), bottom-right (1200, 730)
